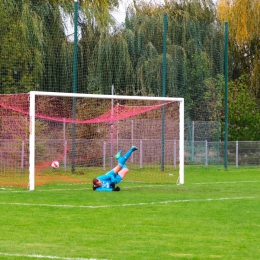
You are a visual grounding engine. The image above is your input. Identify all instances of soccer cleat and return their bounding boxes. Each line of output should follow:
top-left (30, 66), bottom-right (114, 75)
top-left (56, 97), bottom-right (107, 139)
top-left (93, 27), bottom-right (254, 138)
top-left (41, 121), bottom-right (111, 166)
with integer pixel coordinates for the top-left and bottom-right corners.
top-left (114, 150), bottom-right (122, 159)
top-left (131, 146), bottom-right (138, 151)
top-left (113, 186), bottom-right (120, 191)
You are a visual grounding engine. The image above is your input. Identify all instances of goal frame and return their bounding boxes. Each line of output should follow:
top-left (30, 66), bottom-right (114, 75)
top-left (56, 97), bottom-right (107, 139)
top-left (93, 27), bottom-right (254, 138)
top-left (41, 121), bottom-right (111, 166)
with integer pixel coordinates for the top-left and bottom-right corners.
top-left (29, 91), bottom-right (184, 190)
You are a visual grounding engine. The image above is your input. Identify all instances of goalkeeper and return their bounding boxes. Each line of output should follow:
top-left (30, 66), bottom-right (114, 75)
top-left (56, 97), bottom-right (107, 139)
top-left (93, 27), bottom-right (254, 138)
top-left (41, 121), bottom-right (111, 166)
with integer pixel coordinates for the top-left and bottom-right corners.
top-left (92, 146), bottom-right (138, 191)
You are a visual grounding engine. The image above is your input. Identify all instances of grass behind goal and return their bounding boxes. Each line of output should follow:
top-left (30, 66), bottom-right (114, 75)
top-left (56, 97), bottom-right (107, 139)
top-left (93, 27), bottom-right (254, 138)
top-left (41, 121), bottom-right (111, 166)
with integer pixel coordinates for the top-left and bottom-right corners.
top-left (0, 166), bottom-right (259, 260)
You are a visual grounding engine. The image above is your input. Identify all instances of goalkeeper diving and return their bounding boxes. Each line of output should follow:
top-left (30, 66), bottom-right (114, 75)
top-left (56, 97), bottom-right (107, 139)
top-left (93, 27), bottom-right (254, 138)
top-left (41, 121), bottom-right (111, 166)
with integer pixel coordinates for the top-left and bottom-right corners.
top-left (92, 146), bottom-right (138, 191)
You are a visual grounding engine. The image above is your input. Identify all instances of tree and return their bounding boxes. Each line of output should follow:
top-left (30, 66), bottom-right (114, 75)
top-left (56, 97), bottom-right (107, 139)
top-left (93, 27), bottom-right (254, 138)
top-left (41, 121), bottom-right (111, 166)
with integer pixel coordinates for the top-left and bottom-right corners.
top-left (0, 1), bottom-right (43, 93)
top-left (122, 0), bottom-right (223, 123)
top-left (217, 0), bottom-right (260, 99)
top-left (0, 0), bottom-right (119, 94)
top-left (223, 75), bottom-right (260, 141)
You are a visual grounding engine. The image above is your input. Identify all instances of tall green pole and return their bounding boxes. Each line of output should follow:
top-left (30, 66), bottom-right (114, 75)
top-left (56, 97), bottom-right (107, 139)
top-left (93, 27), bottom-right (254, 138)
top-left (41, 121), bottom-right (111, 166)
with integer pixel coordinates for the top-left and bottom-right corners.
top-left (161, 13), bottom-right (167, 171)
top-left (71, 0), bottom-right (79, 173)
top-left (224, 22), bottom-right (228, 169)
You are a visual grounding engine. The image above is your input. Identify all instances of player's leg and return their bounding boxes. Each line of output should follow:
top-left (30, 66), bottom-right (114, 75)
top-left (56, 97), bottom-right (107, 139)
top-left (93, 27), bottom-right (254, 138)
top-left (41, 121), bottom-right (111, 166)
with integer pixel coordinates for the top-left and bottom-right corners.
top-left (112, 164), bottom-right (122, 174)
top-left (118, 167), bottom-right (129, 179)
top-left (113, 165), bottom-right (128, 189)
top-left (117, 146), bottom-right (138, 166)
top-left (113, 164), bottom-right (129, 180)
top-left (106, 162), bottom-right (125, 175)
top-left (106, 164), bottom-right (128, 185)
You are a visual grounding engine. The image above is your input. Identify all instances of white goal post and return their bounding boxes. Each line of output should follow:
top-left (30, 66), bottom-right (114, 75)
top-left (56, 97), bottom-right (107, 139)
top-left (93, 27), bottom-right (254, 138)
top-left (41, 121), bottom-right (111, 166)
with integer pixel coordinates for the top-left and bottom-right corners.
top-left (29, 91), bottom-right (184, 190)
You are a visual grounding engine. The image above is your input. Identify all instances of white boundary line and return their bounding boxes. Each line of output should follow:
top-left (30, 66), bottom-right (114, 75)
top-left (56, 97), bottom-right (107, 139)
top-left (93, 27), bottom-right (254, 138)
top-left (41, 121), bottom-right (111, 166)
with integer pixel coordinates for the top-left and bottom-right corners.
top-left (192, 180), bottom-right (260, 184)
top-left (0, 252), bottom-right (106, 260)
top-left (1, 180), bottom-right (260, 193)
top-left (0, 196), bottom-right (257, 209)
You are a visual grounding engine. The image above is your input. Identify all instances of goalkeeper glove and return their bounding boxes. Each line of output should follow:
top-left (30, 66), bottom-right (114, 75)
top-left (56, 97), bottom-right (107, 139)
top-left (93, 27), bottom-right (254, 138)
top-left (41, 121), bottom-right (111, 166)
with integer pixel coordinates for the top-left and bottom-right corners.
top-left (113, 186), bottom-right (120, 191)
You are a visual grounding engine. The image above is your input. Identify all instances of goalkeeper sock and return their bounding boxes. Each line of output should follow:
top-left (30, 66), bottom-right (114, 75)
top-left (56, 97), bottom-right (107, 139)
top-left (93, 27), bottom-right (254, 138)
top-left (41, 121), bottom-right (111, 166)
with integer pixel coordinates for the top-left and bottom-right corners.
top-left (118, 146), bottom-right (138, 165)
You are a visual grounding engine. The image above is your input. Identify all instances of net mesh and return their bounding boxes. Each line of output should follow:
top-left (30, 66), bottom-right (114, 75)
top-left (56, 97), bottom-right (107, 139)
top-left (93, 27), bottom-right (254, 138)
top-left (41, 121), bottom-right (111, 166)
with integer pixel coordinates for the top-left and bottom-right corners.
top-left (0, 1), bottom-right (224, 186)
top-left (0, 93), bottom-right (181, 187)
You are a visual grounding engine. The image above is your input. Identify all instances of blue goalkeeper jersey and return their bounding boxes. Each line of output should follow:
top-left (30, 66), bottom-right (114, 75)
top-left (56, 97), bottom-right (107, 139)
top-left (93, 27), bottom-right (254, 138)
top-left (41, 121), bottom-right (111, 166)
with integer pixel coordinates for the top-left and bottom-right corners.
top-left (94, 169), bottom-right (122, 192)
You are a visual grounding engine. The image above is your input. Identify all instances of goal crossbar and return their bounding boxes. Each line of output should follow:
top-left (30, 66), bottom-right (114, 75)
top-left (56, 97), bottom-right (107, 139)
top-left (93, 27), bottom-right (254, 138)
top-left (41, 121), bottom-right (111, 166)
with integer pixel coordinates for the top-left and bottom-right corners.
top-left (29, 91), bottom-right (184, 190)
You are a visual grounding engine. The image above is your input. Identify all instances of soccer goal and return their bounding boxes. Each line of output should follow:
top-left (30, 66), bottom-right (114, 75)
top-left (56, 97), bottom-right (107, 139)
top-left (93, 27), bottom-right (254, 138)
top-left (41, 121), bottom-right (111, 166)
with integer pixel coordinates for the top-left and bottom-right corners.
top-left (0, 91), bottom-right (184, 190)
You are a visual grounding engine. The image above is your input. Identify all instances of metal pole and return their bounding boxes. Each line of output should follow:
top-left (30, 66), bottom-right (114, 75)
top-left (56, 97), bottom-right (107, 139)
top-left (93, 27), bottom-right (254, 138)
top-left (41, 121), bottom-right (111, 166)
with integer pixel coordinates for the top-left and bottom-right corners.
top-left (131, 119), bottom-right (134, 163)
top-left (63, 118), bottom-right (67, 171)
top-left (161, 13), bottom-right (168, 171)
top-left (71, 0), bottom-right (79, 173)
top-left (21, 140), bottom-right (24, 171)
top-left (110, 85), bottom-right (114, 169)
top-left (140, 140), bottom-right (143, 169)
top-left (205, 140), bottom-right (208, 167)
top-left (29, 92), bottom-right (36, 190)
top-left (173, 139), bottom-right (176, 169)
top-left (191, 121), bottom-right (194, 162)
top-left (103, 141), bottom-right (106, 170)
top-left (224, 22), bottom-right (229, 169)
top-left (236, 140), bottom-right (238, 168)
top-left (179, 100), bottom-right (185, 184)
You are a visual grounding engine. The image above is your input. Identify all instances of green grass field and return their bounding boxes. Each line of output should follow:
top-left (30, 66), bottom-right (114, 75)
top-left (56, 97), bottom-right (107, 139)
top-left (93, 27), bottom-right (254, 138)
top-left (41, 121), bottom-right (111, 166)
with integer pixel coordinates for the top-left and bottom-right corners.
top-left (0, 166), bottom-right (259, 260)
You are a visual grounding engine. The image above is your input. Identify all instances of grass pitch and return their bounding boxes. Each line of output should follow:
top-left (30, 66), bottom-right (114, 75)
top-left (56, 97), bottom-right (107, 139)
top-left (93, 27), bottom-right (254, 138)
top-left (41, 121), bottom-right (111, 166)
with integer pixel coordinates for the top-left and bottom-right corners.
top-left (0, 166), bottom-right (259, 260)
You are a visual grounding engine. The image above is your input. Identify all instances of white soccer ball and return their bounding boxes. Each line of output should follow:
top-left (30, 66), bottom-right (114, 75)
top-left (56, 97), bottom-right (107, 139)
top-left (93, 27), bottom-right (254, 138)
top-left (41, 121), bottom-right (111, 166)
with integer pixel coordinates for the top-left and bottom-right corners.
top-left (51, 161), bottom-right (59, 169)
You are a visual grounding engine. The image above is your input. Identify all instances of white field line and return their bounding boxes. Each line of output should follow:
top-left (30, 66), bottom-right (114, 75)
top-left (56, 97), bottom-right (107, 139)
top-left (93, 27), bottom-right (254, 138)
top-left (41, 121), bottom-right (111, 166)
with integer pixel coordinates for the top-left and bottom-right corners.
top-left (192, 180), bottom-right (260, 185)
top-left (0, 180), bottom-right (260, 193)
top-left (0, 196), bottom-right (258, 209)
top-left (0, 187), bottom-right (92, 192)
top-left (0, 252), bottom-right (106, 260)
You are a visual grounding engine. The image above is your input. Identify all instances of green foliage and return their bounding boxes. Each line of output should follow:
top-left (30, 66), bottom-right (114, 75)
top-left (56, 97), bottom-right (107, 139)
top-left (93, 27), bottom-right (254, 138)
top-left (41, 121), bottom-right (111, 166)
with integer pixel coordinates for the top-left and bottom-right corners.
top-left (0, 2), bottom-right (41, 93)
top-left (223, 75), bottom-right (260, 141)
top-left (217, 0), bottom-right (260, 101)
top-left (3, 0), bottom-right (260, 143)
top-left (0, 0), bottom-right (224, 141)
top-left (0, 1), bottom-right (71, 93)
top-left (123, 5), bottom-right (223, 123)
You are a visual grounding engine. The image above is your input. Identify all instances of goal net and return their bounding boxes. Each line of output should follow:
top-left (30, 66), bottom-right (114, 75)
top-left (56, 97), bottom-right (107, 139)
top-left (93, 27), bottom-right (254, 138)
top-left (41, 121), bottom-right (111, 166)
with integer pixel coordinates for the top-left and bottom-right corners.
top-left (0, 91), bottom-right (184, 190)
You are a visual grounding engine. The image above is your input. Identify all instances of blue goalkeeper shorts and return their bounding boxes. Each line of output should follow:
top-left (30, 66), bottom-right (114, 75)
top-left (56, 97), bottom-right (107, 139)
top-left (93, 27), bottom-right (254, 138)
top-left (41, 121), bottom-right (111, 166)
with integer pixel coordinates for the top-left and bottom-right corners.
top-left (106, 169), bottom-right (123, 184)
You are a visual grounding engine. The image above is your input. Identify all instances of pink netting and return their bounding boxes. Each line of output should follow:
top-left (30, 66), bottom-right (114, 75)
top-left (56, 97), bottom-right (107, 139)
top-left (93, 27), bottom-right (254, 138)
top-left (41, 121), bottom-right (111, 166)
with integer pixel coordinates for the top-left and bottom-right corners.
top-left (0, 94), bottom-right (179, 185)
top-left (0, 94), bottom-right (171, 124)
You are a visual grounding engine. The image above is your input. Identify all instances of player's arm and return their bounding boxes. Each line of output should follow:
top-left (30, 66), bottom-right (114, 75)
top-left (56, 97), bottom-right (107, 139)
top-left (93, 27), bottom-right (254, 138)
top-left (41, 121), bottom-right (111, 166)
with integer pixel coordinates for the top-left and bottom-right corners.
top-left (94, 185), bottom-right (120, 192)
top-left (94, 186), bottom-right (113, 192)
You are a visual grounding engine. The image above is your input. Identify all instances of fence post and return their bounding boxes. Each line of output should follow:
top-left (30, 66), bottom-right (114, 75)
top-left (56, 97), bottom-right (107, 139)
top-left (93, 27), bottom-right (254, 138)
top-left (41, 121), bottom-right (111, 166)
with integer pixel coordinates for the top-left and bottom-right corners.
top-left (103, 141), bottom-right (106, 170)
top-left (173, 139), bottom-right (176, 169)
top-left (21, 140), bottom-right (25, 171)
top-left (224, 22), bottom-right (229, 169)
top-left (236, 140), bottom-right (238, 168)
top-left (110, 85), bottom-right (114, 170)
top-left (205, 140), bottom-right (208, 167)
top-left (63, 118), bottom-right (67, 171)
top-left (131, 119), bottom-right (134, 163)
top-left (191, 121), bottom-right (194, 162)
top-left (63, 139), bottom-right (67, 171)
top-left (161, 13), bottom-right (168, 172)
top-left (71, 0), bottom-right (79, 173)
top-left (140, 140), bottom-right (143, 169)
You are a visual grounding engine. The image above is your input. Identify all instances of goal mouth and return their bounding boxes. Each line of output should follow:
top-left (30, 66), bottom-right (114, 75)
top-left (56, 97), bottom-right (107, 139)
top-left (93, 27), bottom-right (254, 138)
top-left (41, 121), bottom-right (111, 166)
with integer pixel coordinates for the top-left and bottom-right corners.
top-left (0, 92), bottom-right (184, 189)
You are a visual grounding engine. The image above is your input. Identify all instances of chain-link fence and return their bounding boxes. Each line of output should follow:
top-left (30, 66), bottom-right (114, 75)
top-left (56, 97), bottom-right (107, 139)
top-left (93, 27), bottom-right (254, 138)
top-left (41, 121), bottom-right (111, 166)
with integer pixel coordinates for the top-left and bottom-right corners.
top-left (1, 138), bottom-right (259, 176)
top-left (186, 140), bottom-right (260, 167)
